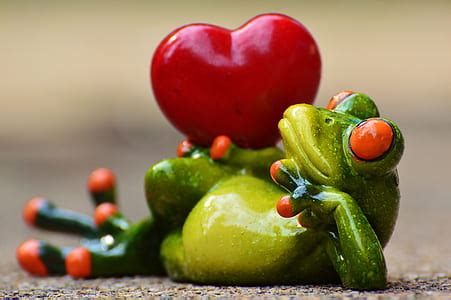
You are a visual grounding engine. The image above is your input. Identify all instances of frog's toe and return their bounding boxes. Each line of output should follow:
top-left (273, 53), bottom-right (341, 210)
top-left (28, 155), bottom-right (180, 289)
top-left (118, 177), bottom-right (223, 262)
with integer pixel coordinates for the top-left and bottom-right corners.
top-left (176, 139), bottom-right (194, 157)
top-left (210, 135), bottom-right (233, 160)
top-left (297, 209), bottom-right (322, 228)
top-left (270, 159), bottom-right (298, 191)
top-left (66, 247), bottom-right (92, 278)
top-left (276, 195), bottom-right (301, 218)
top-left (17, 239), bottom-right (66, 276)
top-left (93, 202), bottom-right (119, 226)
top-left (87, 168), bottom-right (116, 206)
top-left (23, 197), bottom-right (47, 227)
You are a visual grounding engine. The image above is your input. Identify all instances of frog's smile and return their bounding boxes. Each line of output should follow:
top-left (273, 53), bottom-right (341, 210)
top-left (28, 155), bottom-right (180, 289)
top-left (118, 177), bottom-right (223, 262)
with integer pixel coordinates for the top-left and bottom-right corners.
top-left (279, 104), bottom-right (332, 183)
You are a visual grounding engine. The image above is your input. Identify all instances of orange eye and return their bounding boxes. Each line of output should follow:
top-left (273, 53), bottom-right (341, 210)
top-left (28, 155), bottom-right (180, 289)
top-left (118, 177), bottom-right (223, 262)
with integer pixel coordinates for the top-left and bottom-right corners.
top-left (349, 119), bottom-right (394, 161)
top-left (326, 90), bottom-right (354, 110)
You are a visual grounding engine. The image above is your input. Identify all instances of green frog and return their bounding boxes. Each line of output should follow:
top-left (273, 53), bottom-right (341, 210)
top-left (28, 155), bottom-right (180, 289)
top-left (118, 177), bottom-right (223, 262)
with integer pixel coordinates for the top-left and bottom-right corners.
top-left (17, 91), bottom-right (404, 290)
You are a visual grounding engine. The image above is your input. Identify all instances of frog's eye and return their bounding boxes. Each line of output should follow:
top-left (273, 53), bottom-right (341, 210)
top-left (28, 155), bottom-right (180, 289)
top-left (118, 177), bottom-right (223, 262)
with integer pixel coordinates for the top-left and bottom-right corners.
top-left (326, 90), bottom-right (354, 110)
top-left (349, 119), bottom-right (394, 161)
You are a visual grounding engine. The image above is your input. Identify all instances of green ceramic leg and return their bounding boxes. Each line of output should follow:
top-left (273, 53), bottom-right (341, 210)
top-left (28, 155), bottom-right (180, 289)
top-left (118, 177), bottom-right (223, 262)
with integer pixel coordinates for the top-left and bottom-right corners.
top-left (298, 187), bottom-right (387, 289)
top-left (145, 157), bottom-right (231, 232)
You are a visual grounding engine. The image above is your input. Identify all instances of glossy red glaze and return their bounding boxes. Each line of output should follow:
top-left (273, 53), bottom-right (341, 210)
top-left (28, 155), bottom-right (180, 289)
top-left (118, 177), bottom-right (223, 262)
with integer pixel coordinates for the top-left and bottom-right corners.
top-left (151, 14), bottom-right (321, 148)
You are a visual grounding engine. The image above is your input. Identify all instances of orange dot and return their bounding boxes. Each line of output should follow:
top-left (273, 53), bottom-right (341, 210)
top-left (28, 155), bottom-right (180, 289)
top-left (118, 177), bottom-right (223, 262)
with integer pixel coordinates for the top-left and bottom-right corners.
top-left (94, 203), bottom-right (118, 226)
top-left (276, 195), bottom-right (295, 218)
top-left (23, 197), bottom-right (46, 226)
top-left (270, 160), bottom-right (282, 182)
top-left (66, 247), bottom-right (91, 278)
top-left (350, 119), bottom-right (394, 161)
top-left (210, 135), bottom-right (232, 160)
top-left (88, 168), bottom-right (116, 193)
top-left (326, 90), bottom-right (354, 110)
top-left (176, 140), bottom-right (193, 157)
top-left (16, 240), bottom-right (47, 276)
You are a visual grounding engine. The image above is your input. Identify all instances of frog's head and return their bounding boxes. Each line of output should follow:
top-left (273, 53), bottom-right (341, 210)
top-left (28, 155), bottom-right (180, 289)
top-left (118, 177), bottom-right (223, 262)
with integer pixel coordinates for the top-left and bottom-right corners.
top-left (279, 91), bottom-right (404, 190)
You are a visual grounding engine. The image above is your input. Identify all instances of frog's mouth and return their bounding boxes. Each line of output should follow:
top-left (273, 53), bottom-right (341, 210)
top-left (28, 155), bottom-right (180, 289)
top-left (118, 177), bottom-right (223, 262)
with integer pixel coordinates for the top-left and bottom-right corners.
top-left (279, 104), bottom-right (332, 184)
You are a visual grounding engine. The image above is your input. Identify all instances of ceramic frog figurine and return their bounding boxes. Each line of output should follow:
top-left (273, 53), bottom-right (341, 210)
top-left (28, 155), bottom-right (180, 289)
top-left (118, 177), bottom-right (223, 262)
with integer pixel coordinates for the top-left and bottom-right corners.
top-left (17, 91), bottom-right (404, 290)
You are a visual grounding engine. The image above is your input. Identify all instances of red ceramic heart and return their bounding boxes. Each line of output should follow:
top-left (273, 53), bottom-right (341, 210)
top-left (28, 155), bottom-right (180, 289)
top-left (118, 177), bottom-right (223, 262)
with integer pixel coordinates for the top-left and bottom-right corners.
top-left (151, 13), bottom-right (321, 148)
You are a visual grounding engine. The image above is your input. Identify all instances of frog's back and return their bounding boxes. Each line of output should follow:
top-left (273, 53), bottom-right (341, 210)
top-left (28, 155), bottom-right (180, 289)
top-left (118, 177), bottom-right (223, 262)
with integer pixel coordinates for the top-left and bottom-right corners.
top-left (175, 175), bottom-right (335, 284)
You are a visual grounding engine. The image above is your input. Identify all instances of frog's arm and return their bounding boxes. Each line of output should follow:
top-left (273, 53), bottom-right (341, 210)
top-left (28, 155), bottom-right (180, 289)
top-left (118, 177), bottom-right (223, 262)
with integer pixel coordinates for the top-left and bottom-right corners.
top-left (175, 136), bottom-right (283, 179)
top-left (281, 185), bottom-right (387, 289)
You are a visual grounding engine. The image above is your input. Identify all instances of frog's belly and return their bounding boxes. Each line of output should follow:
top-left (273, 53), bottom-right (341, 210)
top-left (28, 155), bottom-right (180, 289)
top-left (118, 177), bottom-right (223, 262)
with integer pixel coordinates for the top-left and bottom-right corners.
top-left (181, 175), bottom-right (328, 284)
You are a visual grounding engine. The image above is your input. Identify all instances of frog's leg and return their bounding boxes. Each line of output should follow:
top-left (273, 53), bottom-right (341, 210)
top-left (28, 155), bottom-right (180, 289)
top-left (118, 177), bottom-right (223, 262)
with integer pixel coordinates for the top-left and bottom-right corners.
top-left (159, 230), bottom-right (186, 281)
top-left (145, 157), bottom-right (231, 233)
top-left (277, 185), bottom-right (387, 289)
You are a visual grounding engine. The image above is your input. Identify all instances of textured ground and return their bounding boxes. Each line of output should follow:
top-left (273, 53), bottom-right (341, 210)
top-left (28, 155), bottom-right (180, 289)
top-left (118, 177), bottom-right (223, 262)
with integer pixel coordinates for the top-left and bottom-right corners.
top-left (0, 271), bottom-right (449, 298)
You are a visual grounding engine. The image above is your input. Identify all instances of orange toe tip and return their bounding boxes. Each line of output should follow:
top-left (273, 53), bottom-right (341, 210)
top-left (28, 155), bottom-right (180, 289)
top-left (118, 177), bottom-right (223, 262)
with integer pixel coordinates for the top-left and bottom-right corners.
top-left (210, 135), bottom-right (232, 160)
top-left (66, 247), bottom-right (91, 278)
top-left (23, 197), bottom-right (47, 226)
top-left (88, 168), bottom-right (116, 193)
top-left (297, 213), bottom-right (310, 228)
top-left (176, 140), bottom-right (193, 157)
top-left (16, 240), bottom-right (47, 276)
top-left (94, 203), bottom-right (119, 226)
top-left (270, 160), bottom-right (282, 182)
top-left (276, 195), bottom-right (295, 218)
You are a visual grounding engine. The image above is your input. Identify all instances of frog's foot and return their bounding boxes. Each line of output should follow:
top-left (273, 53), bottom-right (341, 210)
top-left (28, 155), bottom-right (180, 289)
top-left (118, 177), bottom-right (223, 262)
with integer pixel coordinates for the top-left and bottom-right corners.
top-left (17, 239), bottom-right (68, 276)
top-left (18, 168), bottom-right (144, 277)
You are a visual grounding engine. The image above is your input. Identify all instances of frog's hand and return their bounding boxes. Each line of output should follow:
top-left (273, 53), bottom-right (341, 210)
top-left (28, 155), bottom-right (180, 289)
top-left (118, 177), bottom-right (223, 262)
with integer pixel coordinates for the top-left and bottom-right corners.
top-left (278, 186), bottom-right (387, 289)
top-left (208, 135), bottom-right (283, 179)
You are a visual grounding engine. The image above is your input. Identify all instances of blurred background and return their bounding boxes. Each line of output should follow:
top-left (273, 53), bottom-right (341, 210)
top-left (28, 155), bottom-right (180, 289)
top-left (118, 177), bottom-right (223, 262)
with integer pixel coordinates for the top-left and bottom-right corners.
top-left (1, 0), bottom-right (450, 278)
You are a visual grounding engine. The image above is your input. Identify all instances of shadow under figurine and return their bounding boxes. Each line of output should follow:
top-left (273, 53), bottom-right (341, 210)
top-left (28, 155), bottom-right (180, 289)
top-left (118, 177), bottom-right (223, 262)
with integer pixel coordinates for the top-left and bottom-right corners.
top-left (17, 91), bottom-right (404, 290)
